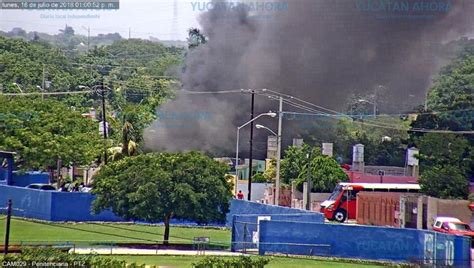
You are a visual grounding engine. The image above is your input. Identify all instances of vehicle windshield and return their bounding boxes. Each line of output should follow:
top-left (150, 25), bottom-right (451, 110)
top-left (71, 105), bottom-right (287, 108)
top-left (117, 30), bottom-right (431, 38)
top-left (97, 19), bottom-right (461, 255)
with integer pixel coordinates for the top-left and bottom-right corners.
top-left (448, 223), bottom-right (471, 231)
top-left (328, 185), bottom-right (342, 201)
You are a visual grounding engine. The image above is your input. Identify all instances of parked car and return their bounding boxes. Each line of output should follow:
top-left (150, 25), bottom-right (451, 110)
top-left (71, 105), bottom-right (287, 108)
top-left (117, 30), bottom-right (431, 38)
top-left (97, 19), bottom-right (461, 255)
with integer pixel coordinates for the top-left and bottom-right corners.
top-left (26, 184), bottom-right (57, 191)
top-left (433, 217), bottom-right (474, 246)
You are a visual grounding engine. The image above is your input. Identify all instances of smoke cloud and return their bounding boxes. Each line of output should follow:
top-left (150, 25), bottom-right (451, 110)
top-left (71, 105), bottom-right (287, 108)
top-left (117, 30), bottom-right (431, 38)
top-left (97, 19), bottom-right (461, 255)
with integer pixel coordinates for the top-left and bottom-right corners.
top-left (145, 0), bottom-right (474, 154)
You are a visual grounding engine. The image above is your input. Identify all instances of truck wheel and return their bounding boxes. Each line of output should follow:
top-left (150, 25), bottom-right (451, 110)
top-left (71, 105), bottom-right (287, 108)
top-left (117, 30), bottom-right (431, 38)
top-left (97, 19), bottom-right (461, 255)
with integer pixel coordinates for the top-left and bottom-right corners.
top-left (333, 209), bottom-right (347, 222)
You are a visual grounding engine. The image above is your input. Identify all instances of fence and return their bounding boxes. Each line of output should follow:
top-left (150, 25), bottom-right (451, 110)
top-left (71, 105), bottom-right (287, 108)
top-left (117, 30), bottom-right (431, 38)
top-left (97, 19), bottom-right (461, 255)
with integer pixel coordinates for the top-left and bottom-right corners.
top-left (258, 220), bottom-right (471, 266)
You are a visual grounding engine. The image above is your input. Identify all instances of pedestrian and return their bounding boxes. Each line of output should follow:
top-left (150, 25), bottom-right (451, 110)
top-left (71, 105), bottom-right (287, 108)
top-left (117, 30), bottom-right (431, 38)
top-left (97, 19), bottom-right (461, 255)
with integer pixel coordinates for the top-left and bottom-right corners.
top-left (237, 190), bottom-right (244, 200)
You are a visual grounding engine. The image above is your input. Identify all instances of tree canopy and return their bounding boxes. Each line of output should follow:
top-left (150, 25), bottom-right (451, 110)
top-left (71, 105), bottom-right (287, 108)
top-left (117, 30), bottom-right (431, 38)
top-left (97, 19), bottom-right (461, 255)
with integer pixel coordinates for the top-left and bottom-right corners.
top-left (411, 40), bottom-right (474, 199)
top-left (0, 36), bottom-right (184, 161)
top-left (280, 143), bottom-right (348, 192)
top-left (0, 95), bottom-right (102, 170)
top-left (92, 152), bottom-right (233, 243)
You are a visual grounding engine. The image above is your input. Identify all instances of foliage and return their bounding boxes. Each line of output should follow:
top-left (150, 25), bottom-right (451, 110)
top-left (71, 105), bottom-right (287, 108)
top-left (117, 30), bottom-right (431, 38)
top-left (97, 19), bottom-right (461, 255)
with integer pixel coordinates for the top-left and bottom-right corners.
top-left (416, 133), bottom-right (471, 199)
top-left (0, 96), bottom-right (102, 170)
top-left (281, 143), bottom-right (348, 192)
top-left (1, 247), bottom-right (140, 268)
top-left (296, 155), bottom-right (349, 193)
top-left (413, 54), bottom-right (474, 133)
top-left (419, 165), bottom-right (469, 199)
top-left (332, 118), bottom-right (408, 166)
top-left (416, 133), bottom-right (471, 171)
top-left (252, 172), bottom-right (270, 183)
top-left (280, 144), bottom-right (320, 184)
top-left (411, 45), bottom-right (473, 198)
top-left (192, 256), bottom-right (271, 268)
top-left (263, 158), bottom-right (276, 181)
top-left (0, 35), bottom-right (184, 156)
top-left (92, 152), bottom-right (233, 243)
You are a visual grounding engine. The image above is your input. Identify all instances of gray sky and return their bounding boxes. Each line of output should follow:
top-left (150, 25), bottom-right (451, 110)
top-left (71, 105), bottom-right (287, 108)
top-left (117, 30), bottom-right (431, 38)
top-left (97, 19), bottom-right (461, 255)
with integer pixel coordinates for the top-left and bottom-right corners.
top-left (0, 0), bottom-right (203, 40)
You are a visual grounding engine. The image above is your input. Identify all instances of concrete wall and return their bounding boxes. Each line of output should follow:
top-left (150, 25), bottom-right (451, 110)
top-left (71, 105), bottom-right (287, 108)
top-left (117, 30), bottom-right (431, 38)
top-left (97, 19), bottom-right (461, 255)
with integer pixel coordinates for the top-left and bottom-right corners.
top-left (427, 197), bottom-right (472, 230)
top-left (258, 220), bottom-right (471, 266)
top-left (11, 171), bottom-right (50, 187)
top-left (236, 182), bottom-right (272, 202)
top-left (226, 199), bottom-right (323, 227)
top-left (50, 191), bottom-right (121, 222)
top-left (231, 213), bottom-right (324, 251)
top-left (0, 185), bottom-right (53, 220)
top-left (0, 185), bottom-right (122, 222)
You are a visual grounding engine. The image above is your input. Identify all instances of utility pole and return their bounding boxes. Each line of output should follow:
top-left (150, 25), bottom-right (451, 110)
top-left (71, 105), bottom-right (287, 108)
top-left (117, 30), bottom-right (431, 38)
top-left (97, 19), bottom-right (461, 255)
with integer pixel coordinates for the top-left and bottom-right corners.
top-left (4, 199), bottom-right (12, 255)
top-left (42, 65), bottom-right (45, 91)
top-left (101, 81), bottom-right (108, 165)
top-left (247, 91), bottom-right (255, 201)
top-left (81, 26), bottom-right (90, 51)
top-left (129, 27), bottom-right (131, 39)
top-left (373, 86), bottom-right (378, 118)
top-left (56, 157), bottom-right (62, 189)
top-left (306, 151), bottom-right (312, 210)
top-left (87, 27), bottom-right (90, 51)
top-left (275, 96), bottom-right (283, 205)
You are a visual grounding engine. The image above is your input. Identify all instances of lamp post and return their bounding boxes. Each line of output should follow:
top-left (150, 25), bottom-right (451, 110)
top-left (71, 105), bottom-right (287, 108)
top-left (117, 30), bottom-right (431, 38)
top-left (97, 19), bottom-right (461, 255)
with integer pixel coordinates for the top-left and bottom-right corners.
top-left (235, 111), bottom-right (276, 200)
top-left (255, 96), bottom-right (283, 205)
top-left (255, 124), bottom-right (280, 205)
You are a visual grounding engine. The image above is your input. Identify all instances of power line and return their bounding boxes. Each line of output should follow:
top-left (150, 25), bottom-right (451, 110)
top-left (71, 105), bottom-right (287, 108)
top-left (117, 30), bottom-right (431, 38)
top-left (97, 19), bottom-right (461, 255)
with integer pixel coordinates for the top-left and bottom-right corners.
top-left (0, 91), bottom-right (93, 96)
top-left (177, 89), bottom-right (243, 94)
top-left (258, 90), bottom-right (473, 135)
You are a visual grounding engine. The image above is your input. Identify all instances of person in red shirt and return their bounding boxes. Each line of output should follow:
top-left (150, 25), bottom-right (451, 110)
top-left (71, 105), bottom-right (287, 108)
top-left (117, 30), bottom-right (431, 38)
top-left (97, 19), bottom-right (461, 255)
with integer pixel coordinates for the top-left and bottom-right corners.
top-left (237, 190), bottom-right (244, 200)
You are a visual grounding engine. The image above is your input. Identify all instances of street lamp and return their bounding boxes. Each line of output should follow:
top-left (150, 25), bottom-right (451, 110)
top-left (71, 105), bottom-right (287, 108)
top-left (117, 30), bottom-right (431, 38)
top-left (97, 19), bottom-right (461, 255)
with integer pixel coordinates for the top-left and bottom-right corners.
top-left (255, 124), bottom-right (281, 205)
top-left (256, 124), bottom-right (277, 135)
top-left (235, 111), bottom-right (276, 199)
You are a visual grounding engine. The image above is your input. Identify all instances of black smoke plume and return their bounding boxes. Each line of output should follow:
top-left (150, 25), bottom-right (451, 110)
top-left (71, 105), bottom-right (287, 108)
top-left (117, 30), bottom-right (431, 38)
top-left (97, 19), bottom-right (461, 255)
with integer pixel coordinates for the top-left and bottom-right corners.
top-left (145, 0), bottom-right (474, 154)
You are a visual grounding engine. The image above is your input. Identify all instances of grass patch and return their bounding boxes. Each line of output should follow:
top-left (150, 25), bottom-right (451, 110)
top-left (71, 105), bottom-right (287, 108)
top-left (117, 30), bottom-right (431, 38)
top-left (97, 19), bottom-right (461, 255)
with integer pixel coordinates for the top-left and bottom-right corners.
top-left (112, 255), bottom-right (387, 267)
top-left (0, 217), bottom-right (231, 247)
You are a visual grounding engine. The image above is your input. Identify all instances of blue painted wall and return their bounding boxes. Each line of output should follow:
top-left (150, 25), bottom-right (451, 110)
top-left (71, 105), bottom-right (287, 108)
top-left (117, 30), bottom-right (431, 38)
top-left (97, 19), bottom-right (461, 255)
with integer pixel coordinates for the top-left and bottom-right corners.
top-left (258, 220), bottom-right (471, 266)
top-left (226, 199), bottom-right (321, 227)
top-left (50, 192), bottom-right (122, 222)
top-left (0, 185), bottom-right (122, 222)
top-left (231, 213), bottom-right (324, 252)
top-left (0, 185), bottom-right (52, 220)
top-left (11, 171), bottom-right (50, 187)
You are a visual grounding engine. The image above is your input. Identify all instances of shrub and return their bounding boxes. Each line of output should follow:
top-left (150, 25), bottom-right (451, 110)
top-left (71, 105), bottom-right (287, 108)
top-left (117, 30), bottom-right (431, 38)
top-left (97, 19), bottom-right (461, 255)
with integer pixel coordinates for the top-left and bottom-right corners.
top-left (1, 247), bottom-right (142, 267)
top-left (192, 256), bottom-right (271, 268)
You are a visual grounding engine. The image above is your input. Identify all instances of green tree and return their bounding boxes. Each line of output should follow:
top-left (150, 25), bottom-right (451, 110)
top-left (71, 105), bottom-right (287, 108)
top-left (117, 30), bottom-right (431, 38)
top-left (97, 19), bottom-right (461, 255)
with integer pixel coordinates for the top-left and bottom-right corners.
top-left (280, 144), bottom-right (319, 184)
top-left (0, 96), bottom-right (102, 170)
top-left (92, 152), bottom-right (233, 244)
top-left (252, 172), bottom-right (270, 183)
top-left (416, 133), bottom-right (471, 199)
top-left (411, 43), bottom-right (473, 198)
top-left (419, 165), bottom-right (469, 199)
top-left (296, 155), bottom-right (349, 193)
top-left (280, 143), bottom-right (348, 192)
